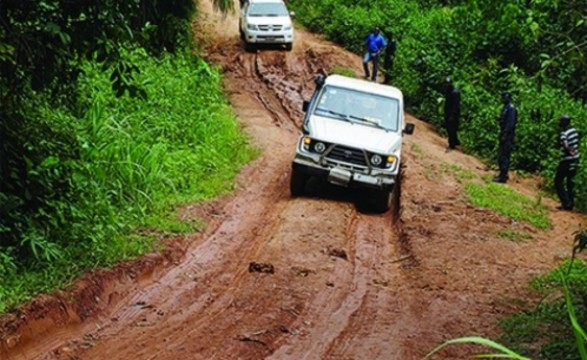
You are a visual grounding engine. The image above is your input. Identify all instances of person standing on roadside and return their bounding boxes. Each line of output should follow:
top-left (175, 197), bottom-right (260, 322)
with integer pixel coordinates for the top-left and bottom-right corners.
top-left (555, 114), bottom-right (580, 211)
top-left (493, 91), bottom-right (517, 183)
top-left (362, 27), bottom-right (387, 82)
top-left (444, 77), bottom-right (461, 151)
top-left (382, 31), bottom-right (396, 84)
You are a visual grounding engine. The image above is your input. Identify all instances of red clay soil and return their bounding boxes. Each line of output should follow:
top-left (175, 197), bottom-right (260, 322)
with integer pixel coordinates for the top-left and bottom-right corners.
top-left (1, 1), bottom-right (586, 359)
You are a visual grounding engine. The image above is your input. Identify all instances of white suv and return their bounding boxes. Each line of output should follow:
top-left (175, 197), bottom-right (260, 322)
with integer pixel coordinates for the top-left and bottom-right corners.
top-left (291, 74), bottom-right (415, 212)
top-left (239, 0), bottom-right (295, 51)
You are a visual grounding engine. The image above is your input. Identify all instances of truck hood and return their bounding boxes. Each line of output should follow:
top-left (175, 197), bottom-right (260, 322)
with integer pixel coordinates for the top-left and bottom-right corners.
top-left (308, 116), bottom-right (403, 155)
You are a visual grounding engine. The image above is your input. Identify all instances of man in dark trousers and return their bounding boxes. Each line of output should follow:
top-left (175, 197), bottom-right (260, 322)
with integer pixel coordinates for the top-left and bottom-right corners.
top-left (382, 32), bottom-right (396, 84)
top-left (555, 114), bottom-right (580, 210)
top-left (444, 77), bottom-right (461, 151)
top-left (494, 91), bottom-right (517, 183)
top-left (362, 27), bottom-right (386, 82)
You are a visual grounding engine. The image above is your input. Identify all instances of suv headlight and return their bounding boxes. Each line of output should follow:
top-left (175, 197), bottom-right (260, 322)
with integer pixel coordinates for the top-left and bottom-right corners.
top-left (370, 154), bottom-right (383, 166)
top-left (369, 153), bottom-right (397, 168)
top-left (314, 142), bottom-right (326, 154)
top-left (247, 24), bottom-right (258, 30)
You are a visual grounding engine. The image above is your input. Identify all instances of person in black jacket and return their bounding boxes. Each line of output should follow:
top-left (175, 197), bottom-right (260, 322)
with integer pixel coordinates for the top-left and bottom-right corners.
top-left (493, 91), bottom-right (517, 183)
top-left (444, 77), bottom-right (461, 151)
top-left (382, 32), bottom-right (396, 84)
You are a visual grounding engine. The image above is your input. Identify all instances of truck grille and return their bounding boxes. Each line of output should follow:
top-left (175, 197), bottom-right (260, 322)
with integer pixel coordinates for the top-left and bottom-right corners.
top-left (326, 145), bottom-right (368, 167)
top-left (258, 25), bottom-right (283, 31)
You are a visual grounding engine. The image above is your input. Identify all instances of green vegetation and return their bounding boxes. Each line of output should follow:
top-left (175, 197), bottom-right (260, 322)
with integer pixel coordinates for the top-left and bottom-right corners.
top-left (498, 258), bottom-right (587, 360)
top-left (424, 336), bottom-right (531, 360)
top-left (497, 230), bottom-right (533, 243)
top-left (0, 49), bottom-right (255, 313)
top-left (440, 163), bottom-right (476, 183)
top-left (288, 0), bottom-right (587, 212)
top-left (329, 65), bottom-right (357, 78)
top-left (465, 181), bottom-right (550, 230)
top-left (0, 1), bottom-right (254, 313)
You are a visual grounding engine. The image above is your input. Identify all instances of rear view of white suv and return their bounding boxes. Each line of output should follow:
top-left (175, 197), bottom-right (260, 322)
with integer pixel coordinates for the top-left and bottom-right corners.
top-left (239, 0), bottom-right (294, 51)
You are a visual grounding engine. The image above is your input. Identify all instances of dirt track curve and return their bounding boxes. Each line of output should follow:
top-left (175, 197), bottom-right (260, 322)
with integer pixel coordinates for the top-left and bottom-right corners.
top-left (1, 1), bottom-right (586, 359)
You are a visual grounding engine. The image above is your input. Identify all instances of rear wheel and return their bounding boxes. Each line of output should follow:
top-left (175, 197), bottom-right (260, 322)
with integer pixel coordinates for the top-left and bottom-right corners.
top-left (290, 167), bottom-right (307, 196)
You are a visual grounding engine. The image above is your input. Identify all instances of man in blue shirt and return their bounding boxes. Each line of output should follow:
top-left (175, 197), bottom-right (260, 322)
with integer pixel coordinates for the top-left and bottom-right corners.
top-left (363, 27), bottom-right (387, 82)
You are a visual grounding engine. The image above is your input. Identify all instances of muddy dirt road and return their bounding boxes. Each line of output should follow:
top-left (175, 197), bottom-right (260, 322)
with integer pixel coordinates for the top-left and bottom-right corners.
top-left (1, 1), bottom-right (586, 359)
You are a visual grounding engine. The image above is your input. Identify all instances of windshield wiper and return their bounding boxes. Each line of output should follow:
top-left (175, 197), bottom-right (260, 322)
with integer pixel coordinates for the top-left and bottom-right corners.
top-left (315, 108), bottom-right (349, 120)
top-left (348, 115), bottom-right (386, 129)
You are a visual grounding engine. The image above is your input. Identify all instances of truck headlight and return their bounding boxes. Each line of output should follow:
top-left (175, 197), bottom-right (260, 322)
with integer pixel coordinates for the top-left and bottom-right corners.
top-left (370, 154), bottom-right (383, 166)
top-left (314, 142), bottom-right (326, 154)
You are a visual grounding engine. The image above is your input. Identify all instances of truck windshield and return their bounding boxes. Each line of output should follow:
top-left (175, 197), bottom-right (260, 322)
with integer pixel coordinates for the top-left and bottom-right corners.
top-left (248, 3), bottom-right (289, 16)
top-left (313, 85), bottom-right (400, 131)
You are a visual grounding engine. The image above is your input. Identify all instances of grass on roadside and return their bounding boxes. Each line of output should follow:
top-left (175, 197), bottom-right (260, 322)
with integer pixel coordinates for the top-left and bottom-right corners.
top-left (465, 180), bottom-right (551, 230)
top-left (497, 259), bottom-right (587, 360)
top-left (497, 230), bottom-right (534, 243)
top-left (329, 65), bottom-right (357, 78)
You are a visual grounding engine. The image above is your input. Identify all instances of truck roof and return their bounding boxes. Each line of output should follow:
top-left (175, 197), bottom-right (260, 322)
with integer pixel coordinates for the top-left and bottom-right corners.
top-left (323, 74), bottom-right (403, 100)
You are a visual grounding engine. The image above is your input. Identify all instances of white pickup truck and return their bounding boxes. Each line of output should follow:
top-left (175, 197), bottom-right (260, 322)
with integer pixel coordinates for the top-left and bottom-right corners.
top-left (290, 74), bottom-right (414, 212)
top-left (239, 0), bottom-right (295, 51)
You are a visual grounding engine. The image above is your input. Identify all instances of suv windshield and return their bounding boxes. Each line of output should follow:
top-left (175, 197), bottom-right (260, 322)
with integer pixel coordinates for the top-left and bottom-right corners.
top-left (313, 85), bottom-right (400, 131)
top-left (248, 3), bottom-right (289, 16)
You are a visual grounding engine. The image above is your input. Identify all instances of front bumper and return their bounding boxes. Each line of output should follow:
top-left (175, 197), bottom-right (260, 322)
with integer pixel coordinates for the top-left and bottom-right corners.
top-left (244, 29), bottom-right (293, 44)
top-left (292, 154), bottom-right (396, 190)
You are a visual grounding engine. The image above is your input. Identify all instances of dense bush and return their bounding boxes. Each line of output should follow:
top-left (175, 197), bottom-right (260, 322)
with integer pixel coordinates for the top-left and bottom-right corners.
top-left (0, 49), bottom-right (255, 312)
top-left (288, 0), bottom-right (587, 211)
top-left (0, 0), bottom-right (252, 312)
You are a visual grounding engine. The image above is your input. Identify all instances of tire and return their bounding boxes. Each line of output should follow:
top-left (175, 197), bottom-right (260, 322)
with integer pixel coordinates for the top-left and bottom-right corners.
top-left (372, 187), bottom-right (393, 213)
top-left (285, 43), bottom-right (293, 51)
top-left (290, 167), bottom-right (307, 196)
top-left (244, 41), bottom-right (255, 52)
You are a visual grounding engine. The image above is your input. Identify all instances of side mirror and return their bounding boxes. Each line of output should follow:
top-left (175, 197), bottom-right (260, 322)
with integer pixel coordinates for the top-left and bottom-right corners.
top-left (314, 74), bottom-right (325, 89)
top-left (290, 11), bottom-right (296, 18)
top-left (302, 100), bottom-right (309, 112)
top-left (403, 123), bottom-right (415, 135)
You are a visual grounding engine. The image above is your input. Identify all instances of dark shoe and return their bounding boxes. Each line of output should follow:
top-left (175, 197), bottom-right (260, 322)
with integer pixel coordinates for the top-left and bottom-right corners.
top-left (557, 205), bottom-right (573, 211)
top-left (492, 176), bottom-right (507, 183)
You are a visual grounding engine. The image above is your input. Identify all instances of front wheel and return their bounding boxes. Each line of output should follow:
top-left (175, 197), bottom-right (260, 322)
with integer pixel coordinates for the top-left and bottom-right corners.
top-left (285, 43), bottom-right (293, 51)
top-left (371, 187), bottom-right (393, 213)
top-left (290, 167), bottom-right (307, 196)
top-left (244, 41), bottom-right (255, 52)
